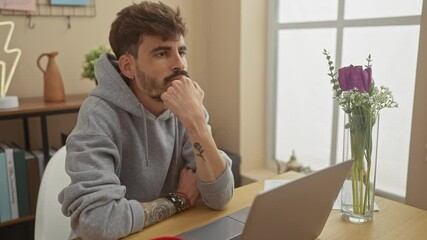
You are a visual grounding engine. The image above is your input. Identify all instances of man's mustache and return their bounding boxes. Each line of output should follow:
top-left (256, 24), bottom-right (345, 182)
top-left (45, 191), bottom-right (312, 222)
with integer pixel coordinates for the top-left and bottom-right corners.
top-left (164, 70), bottom-right (190, 83)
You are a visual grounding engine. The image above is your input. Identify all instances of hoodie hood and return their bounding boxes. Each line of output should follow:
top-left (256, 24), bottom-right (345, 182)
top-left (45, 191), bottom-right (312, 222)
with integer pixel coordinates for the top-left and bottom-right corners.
top-left (91, 53), bottom-right (177, 167)
top-left (91, 53), bottom-right (174, 121)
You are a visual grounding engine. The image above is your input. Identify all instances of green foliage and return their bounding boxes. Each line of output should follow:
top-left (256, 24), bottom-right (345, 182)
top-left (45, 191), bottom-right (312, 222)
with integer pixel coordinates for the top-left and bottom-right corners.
top-left (81, 45), bottom-right (112, 81)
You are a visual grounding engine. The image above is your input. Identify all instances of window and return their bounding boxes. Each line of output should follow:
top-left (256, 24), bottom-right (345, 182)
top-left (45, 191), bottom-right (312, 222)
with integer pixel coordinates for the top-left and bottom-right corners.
top-left (269, 0), bottom-right (422, 200)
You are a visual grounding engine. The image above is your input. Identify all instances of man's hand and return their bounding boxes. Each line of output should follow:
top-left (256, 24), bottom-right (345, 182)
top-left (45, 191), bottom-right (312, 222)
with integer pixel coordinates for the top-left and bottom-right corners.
top-left (176, 167), bottom-right (200, 206)
top-left (162, 77), bottom-right (226, 183)
top-left (161, 77), bottom-right (205, 129)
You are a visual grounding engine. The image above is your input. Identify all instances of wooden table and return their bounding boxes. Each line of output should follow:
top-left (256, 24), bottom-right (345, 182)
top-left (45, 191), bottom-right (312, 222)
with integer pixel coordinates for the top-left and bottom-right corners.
top-left (124, 171), bottom-right (427, 240)
top-left (0, 94), bottom-right (87, 165)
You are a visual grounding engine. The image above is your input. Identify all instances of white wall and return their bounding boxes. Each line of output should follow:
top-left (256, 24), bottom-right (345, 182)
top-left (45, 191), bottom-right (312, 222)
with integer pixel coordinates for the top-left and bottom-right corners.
top-left (406, 0), bottom-right (427, 210)
top-left (240, 0), bottom-right (267, 170)
top-left (205, 0), bottom-right (241, 155)
top-left (206, 0), bottom-right (268, 170)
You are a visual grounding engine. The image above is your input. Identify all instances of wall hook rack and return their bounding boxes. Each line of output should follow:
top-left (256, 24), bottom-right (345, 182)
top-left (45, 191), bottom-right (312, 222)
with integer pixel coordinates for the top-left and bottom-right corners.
top-left (67, 16), bottom-right (71, 29)
top-left (26, 15), bottom-right (35, 29)
top-left (1, 0), bottom-right (96, 30)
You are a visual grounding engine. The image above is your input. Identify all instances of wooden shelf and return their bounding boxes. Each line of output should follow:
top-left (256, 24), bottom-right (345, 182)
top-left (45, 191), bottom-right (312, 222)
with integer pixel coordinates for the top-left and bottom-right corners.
top-left (0, 94), bottom-right (86, 238)
top-left (0, 93), bottom-right (87, 165)
top-left (0, 94), bottom-right (87, 118)
top-left (0, 215), bottom-right (35, 228)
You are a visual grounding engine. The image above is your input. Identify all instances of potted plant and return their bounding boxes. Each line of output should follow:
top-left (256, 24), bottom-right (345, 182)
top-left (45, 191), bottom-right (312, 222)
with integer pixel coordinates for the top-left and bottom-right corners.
top-left (81, 45), bottom-right (112, 85)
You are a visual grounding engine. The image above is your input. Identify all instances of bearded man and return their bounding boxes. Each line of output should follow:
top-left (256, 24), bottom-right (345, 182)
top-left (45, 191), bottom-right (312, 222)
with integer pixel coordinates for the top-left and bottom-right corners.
top-left (59, 2), bottom-right (234, 239)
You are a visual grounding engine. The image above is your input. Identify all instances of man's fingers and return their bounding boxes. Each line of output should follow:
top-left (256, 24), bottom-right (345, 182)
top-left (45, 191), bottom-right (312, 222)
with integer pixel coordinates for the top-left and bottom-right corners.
top-left (192, 80), bottom-right (200, 89)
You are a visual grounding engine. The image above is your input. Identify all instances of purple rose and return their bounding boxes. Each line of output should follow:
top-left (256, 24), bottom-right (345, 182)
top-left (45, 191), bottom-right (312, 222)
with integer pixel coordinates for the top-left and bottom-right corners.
top-left (338, 65), bottom-right (372, 92)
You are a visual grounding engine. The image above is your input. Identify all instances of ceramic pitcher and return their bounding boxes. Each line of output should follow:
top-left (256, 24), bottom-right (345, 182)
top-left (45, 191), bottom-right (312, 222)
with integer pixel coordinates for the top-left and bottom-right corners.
top-left (37, 51), bottom-right (65, 102)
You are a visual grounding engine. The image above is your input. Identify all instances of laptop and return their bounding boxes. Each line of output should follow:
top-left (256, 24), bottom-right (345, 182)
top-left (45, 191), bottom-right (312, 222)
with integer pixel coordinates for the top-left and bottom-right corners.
top-left (177, 160), bottom-right (353, 240)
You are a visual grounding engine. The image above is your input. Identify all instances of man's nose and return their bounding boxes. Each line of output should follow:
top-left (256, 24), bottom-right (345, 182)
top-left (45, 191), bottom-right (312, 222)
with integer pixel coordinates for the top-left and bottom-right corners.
top-left (172, 53), bottom-right (186, 71)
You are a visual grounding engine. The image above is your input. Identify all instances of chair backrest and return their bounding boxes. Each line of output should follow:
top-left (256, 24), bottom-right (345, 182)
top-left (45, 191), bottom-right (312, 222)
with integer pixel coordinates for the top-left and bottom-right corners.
top-left (34, 146), bottom-right (71, 240)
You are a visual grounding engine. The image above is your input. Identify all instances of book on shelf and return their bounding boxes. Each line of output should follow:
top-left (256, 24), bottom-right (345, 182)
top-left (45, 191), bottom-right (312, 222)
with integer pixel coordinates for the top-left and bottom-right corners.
top-left (31, 147), bottom-right (58, 178)
top-left (0, 143), bottom-right (19, 220)
top-left (31, 149), bottom-right (45, 179)
top-left (0, 143), bottom-right (57, 222)
top-left (0, 143), bottom-right (43, 222)
top-left (0, 149), bottom-right (11, 222)
top-left (23, 150), bottom-right (41, 215)
top-left (10, 143), bottom-right (42, 216)
top-left (10, 145), bottom-right (31, 218)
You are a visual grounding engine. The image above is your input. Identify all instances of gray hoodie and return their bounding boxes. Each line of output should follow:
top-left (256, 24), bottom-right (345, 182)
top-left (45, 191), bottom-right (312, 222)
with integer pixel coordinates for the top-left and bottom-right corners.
top-left (58, 53), bottom-right (234, 240)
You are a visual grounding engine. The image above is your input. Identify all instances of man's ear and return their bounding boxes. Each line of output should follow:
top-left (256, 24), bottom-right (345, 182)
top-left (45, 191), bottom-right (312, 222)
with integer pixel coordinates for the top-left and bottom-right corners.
top-left (118, 54), bottom-right (135, 79)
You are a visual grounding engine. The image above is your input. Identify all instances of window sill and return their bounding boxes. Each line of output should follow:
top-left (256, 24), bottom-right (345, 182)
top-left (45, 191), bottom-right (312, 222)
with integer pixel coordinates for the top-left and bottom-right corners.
top-left (241, 167), bottom-right (277, 185)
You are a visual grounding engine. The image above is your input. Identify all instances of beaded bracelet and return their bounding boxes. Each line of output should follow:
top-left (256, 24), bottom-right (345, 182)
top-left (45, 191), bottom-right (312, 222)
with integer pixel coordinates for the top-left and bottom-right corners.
top-left (176, 191), bottom-right (192, 208)
top-left (165, 192), bottom-right (189, 213)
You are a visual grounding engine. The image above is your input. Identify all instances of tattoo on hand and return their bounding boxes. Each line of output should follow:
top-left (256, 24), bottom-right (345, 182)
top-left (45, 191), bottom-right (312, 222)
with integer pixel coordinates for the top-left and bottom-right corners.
top-left (143, 198), bottom-right (177, 227)
top-left (193, 142), bottom-right (206, 161)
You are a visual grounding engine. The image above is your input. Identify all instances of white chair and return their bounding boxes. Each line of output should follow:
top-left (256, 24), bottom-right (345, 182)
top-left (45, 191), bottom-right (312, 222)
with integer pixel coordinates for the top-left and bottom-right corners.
top-left (34, 146), bottom-right (71, 240)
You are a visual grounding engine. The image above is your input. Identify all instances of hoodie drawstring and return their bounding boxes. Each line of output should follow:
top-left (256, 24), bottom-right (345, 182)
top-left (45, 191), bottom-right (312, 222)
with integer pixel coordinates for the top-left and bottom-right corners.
top-left (174, 116), bottom-right (180, 167)
top-left (140, 104), bottom-right (149, 167)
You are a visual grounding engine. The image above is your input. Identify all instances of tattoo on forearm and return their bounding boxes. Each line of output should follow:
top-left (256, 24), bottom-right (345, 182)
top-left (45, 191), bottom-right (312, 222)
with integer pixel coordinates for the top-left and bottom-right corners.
top-left (142, 198), bottom-right (177, 227)
top-left (193, 142), bottom-right (206, 161)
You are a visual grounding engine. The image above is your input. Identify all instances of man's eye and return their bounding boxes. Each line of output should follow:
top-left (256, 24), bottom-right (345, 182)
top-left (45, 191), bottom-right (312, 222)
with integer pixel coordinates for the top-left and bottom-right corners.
top-left (156, 51), bottom-right (168, 57)
top-left (179, 51), bottom-right (187, 56)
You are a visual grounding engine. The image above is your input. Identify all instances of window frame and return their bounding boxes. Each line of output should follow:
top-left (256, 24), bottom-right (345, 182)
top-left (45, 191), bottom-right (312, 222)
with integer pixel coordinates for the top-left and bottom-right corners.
top-left (266, 0), bottom-right (422, 200)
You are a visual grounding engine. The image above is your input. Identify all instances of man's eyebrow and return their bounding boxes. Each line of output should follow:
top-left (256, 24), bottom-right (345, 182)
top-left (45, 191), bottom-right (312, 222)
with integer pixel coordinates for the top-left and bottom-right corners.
top-left (150, 46), bottom-right (172, 53)
top-left (150, 45), bottom-right (187, 53)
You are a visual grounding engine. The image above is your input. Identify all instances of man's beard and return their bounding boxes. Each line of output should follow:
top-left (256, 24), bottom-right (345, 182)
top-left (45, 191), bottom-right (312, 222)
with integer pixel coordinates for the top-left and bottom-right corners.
top-left (135, 66), bottom-right (190, 102)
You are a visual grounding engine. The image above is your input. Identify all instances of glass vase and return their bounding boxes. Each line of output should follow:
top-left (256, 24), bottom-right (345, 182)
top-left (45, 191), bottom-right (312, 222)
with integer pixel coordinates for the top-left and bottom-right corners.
top-left (341, 112), bottom-right (379, 223)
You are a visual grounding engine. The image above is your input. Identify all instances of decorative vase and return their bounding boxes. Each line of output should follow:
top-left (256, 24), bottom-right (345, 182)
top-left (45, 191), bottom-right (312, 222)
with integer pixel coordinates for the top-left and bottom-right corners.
top-left (37, 51), bottom-right (65, 102)
top-left (341, 112), bottom-right (379, 223)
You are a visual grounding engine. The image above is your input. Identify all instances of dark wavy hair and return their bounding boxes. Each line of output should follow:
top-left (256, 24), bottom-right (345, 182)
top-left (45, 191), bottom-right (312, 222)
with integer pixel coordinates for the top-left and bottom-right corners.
top-left (109, 1), bottom-right (187, 58)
